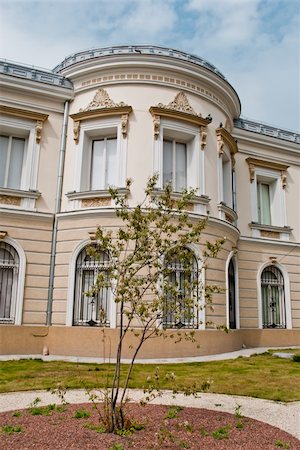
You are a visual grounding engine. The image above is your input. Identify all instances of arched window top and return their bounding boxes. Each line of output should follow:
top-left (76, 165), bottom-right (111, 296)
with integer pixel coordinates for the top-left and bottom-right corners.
top-left (76, 247), bottom-right (110, 269)
top-left (165, 248), bottom-right (198, 271)
top-left (261, 265), bottom-right (284, 286)
top-left (0, 242), bottom-right (19, 268)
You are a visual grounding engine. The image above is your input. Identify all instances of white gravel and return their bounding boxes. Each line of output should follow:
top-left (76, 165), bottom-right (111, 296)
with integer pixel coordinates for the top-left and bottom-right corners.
top-left (0, 389), bottom-right (299, 439)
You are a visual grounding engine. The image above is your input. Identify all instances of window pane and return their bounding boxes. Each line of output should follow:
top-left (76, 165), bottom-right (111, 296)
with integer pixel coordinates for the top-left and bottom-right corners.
top-left (106, 138), bottom-right (117, 187)
top-left (7, 138), bottom-right (25, 189)
top-left (163, 140), bottom-right (173, 187)
top-left (0, 136), bottom-right (9, 187)
top-left (258, 182), bottom-right (271, 225)
top-left (91, 140), bottom-right (105, 190)
top-left (175, 142), bottom-right (186, 191)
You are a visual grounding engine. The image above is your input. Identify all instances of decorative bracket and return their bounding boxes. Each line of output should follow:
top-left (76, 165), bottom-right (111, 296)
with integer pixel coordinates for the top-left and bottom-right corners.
top-left (70, 88), bottom-right (132, 143)
top-left (215, 127), bottom-right (238, 164)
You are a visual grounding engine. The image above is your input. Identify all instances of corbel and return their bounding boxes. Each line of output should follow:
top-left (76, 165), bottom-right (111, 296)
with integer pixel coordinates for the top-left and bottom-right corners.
top-left (121, 113), bottom-right (129, 138)
top-left (217, 133), bottom-right (224, 156)
top-left (281, 172), bottom-right (287, 189)
top-left (248, 163), bottom-right (255, 183)
top-left (73, 121), bottom-right (81, 144)
top-left (200, 126), bottom-right (207, 149)
top-left (0, 231), bottom-right (7, 240)
top-left (35, 120), bottom-right (43, 144)
top-left (88, 231), bottom-right (97, 242)
top-left (269, 256), bottom-right (277, 264)
top-left (153, 114), bottom-right (160, 139)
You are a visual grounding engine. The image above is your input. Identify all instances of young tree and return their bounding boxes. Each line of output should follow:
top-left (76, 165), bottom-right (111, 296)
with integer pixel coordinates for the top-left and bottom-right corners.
top-left (87, 175), bottom-right (224, 432)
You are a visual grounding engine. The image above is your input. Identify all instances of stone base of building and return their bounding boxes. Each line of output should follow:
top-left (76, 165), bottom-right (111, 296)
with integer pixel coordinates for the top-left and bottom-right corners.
top-left (1, 326), bottom-right (299, 359)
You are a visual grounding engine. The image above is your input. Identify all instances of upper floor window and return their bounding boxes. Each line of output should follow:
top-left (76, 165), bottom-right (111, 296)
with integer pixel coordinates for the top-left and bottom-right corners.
top-left (247, 158), bottom-right (290, 238)
top-left (90, 137), bottom-right (117, 190)
top-left (0, 135), bottom-right (26, 190)
top-left (163, 139), bottom-right (187, 191)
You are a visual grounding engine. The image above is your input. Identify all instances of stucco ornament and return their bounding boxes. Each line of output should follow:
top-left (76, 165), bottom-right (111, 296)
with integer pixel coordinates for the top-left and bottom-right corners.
top-left (35, 120), bottom-right (43, 144)
top-left (157, 91), bottom-right (201, 117)
top-left (82, 88), bottom-right (126, 111)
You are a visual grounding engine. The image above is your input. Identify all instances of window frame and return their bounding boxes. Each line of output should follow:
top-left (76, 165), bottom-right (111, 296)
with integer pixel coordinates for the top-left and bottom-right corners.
top-left (257, 262), bottom-right (292, 329)
top-left (0, 238), bottom-right (26, 325)
top-left (0, 114), bottom-right (42, 209)
top-left (154, 118), bottom-right (204, 196)
top-left (69, 116), bottom-right (128, 209)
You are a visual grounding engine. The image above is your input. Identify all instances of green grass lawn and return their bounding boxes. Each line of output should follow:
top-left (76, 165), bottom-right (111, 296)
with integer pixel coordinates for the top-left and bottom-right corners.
top-left (1, 351), bottom-right (299, 402)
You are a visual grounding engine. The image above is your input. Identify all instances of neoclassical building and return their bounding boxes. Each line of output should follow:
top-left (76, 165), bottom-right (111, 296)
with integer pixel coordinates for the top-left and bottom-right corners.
top-left (0, 45), bottom-right (299, 358)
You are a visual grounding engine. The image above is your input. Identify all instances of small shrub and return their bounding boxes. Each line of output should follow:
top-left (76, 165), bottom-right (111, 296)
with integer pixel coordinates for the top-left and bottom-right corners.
top-left (74, 409), bottom-right (90, 419)
top-left (199, 426), bottom-right (209, 436)
top-left (293, 354), bottom-right (300, 362)
top-left (109, 445), bottom-right (124, 450)
top-left (234, 404), bottom-right (243, 419)
top-left (236, 420), bottom-right (244, 430)
top-left (275, 440), bottom-right (290, 449)
top-left (12, 411), bottom-right (21, 417)
top-left (179, 441), bottom-right (190, 448)
top-left (165, 405), bottom-right (183, 419)
top-left (211, 425), bottom-right (230, 440)
top-left (1, 425), bottom-right (23, 434)
top-left (84, 423), bottom-right (106, 433)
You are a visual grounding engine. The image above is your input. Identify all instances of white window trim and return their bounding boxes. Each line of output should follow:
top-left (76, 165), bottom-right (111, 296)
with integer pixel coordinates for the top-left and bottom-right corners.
top-left (66, 239), bottom-right (117, 328)
top-left (71, 117), bottom-right (127, 210)
top-left (256, 262), bottom-right (292, 330)
top-left (0, 115), bottom-right (41, 210)
top-left (153, 118), bottom-right (204, 197)
top-left (250, 168), bottom-right (287, 229)
top-left (1, 237), bottom-right (26, 325)
top-left (218, 145), bottom-right (232, 207)
top-left (225, 252), bottom-right (240, 330)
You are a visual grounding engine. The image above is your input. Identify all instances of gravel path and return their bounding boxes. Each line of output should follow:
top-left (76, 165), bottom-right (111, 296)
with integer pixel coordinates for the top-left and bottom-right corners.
top-left (0, 389), bottom-right (299, 439)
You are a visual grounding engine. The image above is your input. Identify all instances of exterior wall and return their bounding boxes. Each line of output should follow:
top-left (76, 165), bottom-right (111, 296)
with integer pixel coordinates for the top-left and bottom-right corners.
top-left (0, 47), bottom-right (299, 358)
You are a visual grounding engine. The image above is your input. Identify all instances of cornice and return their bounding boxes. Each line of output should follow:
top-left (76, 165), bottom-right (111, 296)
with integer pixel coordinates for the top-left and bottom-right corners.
top-left (70, 105), bottom-right (132, 122)
top-left (0, 105), bottom-right (48, 122)
top-left (233, 127), bottom-right (300, 154)
top-left (239, 236), bottom-right (299, 247)
top-left (149, 106), bottom-right (211, 128)
top-left (0, 74), bottom-right (74, 101)
top-left (0, 208), bottom-right (53, 221)
top-left (246, 157), bottom-right (289, 172)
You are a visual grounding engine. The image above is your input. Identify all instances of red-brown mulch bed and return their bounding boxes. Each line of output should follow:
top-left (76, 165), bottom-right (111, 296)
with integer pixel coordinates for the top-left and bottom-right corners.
top-left (0, 403), bottom-right (299, 449)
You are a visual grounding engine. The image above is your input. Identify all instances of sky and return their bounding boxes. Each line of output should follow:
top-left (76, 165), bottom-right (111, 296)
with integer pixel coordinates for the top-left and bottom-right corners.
top-left (0, 0), bottom-right (299, 132)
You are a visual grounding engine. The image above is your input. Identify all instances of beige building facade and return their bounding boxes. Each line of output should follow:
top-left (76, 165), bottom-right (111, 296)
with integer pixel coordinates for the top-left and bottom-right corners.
top-left (0, 46), bottom-right (299, 358)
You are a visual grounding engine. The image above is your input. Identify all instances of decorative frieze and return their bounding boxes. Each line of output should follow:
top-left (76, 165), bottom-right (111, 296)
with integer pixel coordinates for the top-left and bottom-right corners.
top-left (0, 195), bottom-right (21, 206)
top-left (81, 197), bottom-right (111, 208)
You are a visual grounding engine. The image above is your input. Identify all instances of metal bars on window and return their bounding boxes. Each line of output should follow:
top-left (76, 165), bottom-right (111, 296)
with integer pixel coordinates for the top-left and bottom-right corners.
top-left (163, 250), bottom-right (199, 329)
top-left (261, 265), bottom-right (286, 329)
top-left (73, 247), bottom-right (111, 327)
top-left (0, 242), bottom-right (19, 324)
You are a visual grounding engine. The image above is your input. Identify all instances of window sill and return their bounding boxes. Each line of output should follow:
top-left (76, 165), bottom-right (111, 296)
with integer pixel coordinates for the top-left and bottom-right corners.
top-left (66, 188), bottom-right (130, 209)
top-left (218, 202), bottom-right (238, 224)
top-left (249, 222), bottom-right (292, 240)
top-left (152, 189), bottom-right (210, 214)
top-left (0, 188), bottom-right (41, 199)
top-left (66, 188), bottom-right (129, 201)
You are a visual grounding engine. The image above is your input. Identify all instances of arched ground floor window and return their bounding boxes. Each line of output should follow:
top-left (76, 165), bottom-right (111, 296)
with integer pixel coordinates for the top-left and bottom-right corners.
top-left (261, 265), bottom-right (286, 329)
top-left (228, 258), bottom-right (237, 329)
top-left (163, 248), bottom-right (199, 329)
top-left (73, 247), bottom-right (111, 327)
top-left (0, 242), bottom-right (19, 324)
